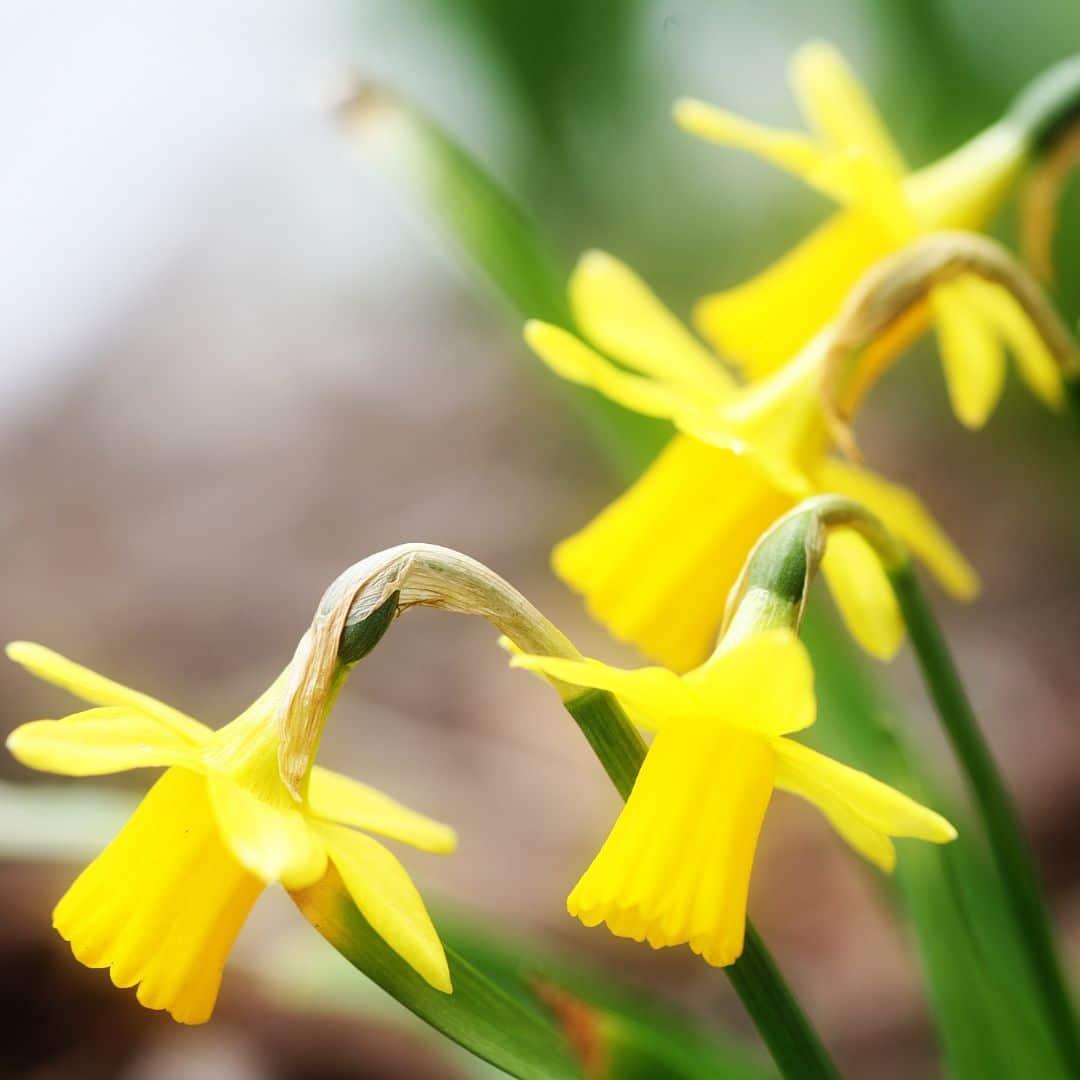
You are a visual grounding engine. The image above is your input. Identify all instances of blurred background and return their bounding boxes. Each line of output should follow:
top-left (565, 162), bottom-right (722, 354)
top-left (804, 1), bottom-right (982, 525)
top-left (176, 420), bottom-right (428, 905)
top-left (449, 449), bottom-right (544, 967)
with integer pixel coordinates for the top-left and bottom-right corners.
top-left (3, 1), bottom-right (1080, 1076)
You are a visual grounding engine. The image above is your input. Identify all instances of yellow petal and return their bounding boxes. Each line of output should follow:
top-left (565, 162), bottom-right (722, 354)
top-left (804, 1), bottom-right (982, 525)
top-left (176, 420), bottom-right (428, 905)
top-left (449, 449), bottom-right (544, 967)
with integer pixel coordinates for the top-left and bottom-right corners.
top-left (568, 251), bottom-right (734, 395)
top-left (932, 279), bottom-right (1008, 428)
top-left (317, 822), bottom-right (451, 993)
top-left (951, 276), bottom-right (1064, 411)
top-left (6, 642), bottom-right (210, 745)
top-left (694, 209), bottom-right (895, 379)
top-left (789, 41), bottom-right (906, 178)
top-left (673, 98), bottom-right (860, 207)
top-left (7, 707), bottom-right (201, 776)
top-left (509, 653), bottom-right (691, 731)
top-left (775, 738), bottom-right (956, 872)
top-left (307, 766), bottom-right (457, 854)
top-left (53, 767), bottom-right (262, 1024)
top-left (554, 435), bottom-right (793, 672)
top-left (821, 530), bottom-right (905, 661)
top-left (816, 458), bottom-right (979, 601)
top-left (906, 124), bottom-right (1025, 232)
top-left (684, 629), bottom-right (815, 736)
top-left (207, 773), bottom-right (327, 889)
top-left (524, 321), bottom-right (706, 420)
top-left (568, 722), bottom-right (774, 967)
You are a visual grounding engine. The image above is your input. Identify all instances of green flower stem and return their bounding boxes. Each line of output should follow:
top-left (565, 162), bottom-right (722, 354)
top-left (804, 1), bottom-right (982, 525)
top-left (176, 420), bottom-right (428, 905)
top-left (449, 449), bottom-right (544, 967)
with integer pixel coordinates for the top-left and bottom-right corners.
top-left (888, 559), bottom-right (1080, 1075)
top-left (565, 689), bottom-right (842, 1080)
top-left (1064, 378), bottom-right (1080, 442)
top-left (1005, 54), bottom-right (1080, 152)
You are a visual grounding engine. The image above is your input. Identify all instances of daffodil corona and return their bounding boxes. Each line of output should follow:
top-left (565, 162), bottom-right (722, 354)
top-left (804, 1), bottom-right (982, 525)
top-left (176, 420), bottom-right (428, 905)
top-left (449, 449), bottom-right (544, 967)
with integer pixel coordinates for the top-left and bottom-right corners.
top-left (5, 641), bottom-right (455, 1023)
top-left (676, 42), bottom-right (1070, 426)
top-left (510, 629), bottom-right (955, 966)
top-left (526, 250), bottom-right (978, 670)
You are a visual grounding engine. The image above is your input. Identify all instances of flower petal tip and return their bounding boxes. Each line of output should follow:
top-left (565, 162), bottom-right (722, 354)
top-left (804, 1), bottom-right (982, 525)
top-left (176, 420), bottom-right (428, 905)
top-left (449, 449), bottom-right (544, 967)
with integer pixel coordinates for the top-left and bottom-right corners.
top-left (576, 248), bottom-right (615, 273)
top-left (522, 319), bottom-right (550, 347)
top-left (6, 641), bottom-right (35, 665)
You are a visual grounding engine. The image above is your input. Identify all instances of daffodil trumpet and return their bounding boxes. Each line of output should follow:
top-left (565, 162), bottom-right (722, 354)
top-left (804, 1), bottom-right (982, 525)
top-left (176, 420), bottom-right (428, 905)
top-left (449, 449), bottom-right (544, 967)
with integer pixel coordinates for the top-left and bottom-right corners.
top-left (5, 634), bottom-right (458, 1025)
top-left (736, 498), bottom-right (1080, 1075)
top-left (280, 543), bottom-right (843, 1080)
top-left (675, 43), bottom-right (1080, 402)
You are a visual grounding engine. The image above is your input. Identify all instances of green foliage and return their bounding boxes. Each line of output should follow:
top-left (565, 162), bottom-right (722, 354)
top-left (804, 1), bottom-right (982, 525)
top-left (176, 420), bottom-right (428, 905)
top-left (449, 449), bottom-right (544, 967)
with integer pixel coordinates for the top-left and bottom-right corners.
top-left (293, 866), bottom-right (583, 1080)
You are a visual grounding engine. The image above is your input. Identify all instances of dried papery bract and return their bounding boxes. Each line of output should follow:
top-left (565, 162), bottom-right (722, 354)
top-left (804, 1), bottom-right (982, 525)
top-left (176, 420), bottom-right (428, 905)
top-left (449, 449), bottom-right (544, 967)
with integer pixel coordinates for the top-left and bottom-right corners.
top-left (822, 231), bottom-right (1080, 456)
top-left (1020, 120), bottom-right (1080, 283)
top-left (277, 543), bottom-right (581, 799)
top-left (721, 494), bottom-right (907, 647)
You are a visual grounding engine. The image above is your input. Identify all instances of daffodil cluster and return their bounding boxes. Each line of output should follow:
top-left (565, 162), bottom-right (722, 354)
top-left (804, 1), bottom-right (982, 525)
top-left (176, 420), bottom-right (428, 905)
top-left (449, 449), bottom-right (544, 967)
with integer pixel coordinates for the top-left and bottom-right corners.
top-left (527, 43), bottom-right (1068, 673)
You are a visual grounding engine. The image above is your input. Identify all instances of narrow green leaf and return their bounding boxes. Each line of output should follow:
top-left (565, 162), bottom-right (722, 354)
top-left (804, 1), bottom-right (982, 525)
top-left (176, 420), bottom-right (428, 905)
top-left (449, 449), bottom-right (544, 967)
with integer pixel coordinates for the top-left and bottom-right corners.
top-left (291, 865), bottom-right (583, 1080)
top-left (802, 606), bottom-right (1066, 1079)
top-left (338, 82), bottom-right (668, 475)
top-left (436, 910), bottom-right (774, 1080)
top-left (337, 83), bottom-right (570, 328)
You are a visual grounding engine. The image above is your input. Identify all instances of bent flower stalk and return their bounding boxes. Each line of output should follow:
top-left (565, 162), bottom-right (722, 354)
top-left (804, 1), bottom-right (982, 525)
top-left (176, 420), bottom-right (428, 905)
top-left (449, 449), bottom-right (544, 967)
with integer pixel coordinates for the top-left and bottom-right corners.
top-left (5, 640), bottom-right (456, 1023)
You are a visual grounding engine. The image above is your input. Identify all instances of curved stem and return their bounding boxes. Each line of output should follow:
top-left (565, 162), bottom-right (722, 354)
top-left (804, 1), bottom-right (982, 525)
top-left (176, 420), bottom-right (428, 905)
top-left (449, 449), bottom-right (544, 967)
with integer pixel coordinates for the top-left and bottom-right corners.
top-left (821, 232), bottom-right (1080, 456)
top-left (286, 545), bottom-right (844, 1079)
top-left (888, 561), bottom-right (1080, 1075)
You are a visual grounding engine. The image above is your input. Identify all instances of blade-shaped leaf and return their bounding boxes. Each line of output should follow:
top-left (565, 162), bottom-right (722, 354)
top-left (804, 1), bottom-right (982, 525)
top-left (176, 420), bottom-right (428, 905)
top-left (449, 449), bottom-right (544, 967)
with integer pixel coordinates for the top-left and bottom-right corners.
top-left (339, 83), bottom-right (667, 475)
top-left (802, 607), bottom-right (1065, 1079)
top-left (291, 865), bottom-right (582, 1080)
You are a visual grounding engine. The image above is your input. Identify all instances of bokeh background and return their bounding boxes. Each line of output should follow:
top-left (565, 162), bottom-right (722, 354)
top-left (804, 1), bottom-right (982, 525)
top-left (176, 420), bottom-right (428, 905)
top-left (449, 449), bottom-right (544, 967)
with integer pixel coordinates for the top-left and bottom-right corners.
top-left (3, 1), bottom-right (1080, 1077)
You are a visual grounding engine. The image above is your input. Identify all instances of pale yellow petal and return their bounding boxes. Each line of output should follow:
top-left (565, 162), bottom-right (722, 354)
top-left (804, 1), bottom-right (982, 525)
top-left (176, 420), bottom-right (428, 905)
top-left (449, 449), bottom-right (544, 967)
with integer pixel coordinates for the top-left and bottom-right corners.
top-left (673, 98), bottom-right (859, 207)
top-left (790, 41), bottom-right (906, 177)
top-left (694, 209), bottom-right (895, 379)
top-left (952, 277), bottom-right (1064, 411)
top-left (816, 458), bottom-right (979, 601)
top-left (6, 642), bottom-right (210, 745)
top-left (318, 822), bottom-right (451, 993)
top-left (207, 774), bottom-right (327, 889)
top-left (53, 768), bottom-right (262, 1024)
top-left (524, 321), bottom-right (703, 419)
top-left (553, 435), bottom-right (793, 672)
top-left (775, 738), bottom-right (956, 873)
top-left (568, 722), bottom-right (774, 967)
top-left (932, 280), bottom-right (1008, 429)
top-left (7, 707), bottom-right (201, 777)
top-left (684, 629), bottom-right (815, 736)
top-left (307, 766), bottom-right (457, 854)
top-left (906, 124), bottom-right (1025, 232)
top-left (509, 653), bottom-right (692, 731)
top-left (821, 530), bottom-right (904, 661)
top-left (569, 250), bottom-right (733, 395)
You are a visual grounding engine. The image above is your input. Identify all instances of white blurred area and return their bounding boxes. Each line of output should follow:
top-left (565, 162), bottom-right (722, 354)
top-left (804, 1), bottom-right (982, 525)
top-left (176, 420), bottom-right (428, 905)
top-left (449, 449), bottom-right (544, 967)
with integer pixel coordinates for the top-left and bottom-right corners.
top-left (0, 0), bottom-right (609, 954)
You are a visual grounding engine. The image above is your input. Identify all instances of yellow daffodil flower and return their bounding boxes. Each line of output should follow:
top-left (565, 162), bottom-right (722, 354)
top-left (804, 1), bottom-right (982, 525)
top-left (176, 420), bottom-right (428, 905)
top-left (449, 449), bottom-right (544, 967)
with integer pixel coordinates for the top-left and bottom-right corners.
top-left (509, 629), bottom-right (955, 966)
top-left (674, 41), bottom-right (1066, 426)
top-left (526, 250), bottom-right (977, 671)
top-left (5, 641), bottom-right (456, 1024)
